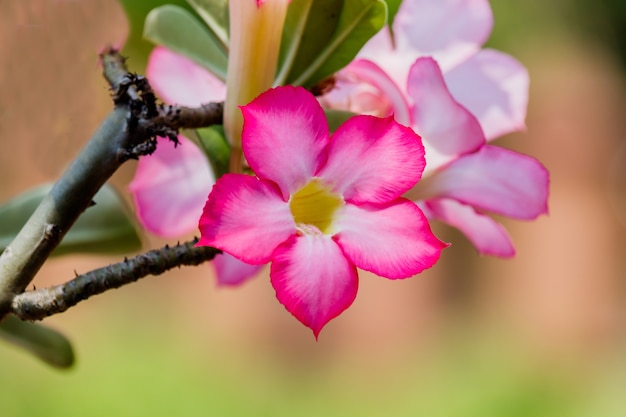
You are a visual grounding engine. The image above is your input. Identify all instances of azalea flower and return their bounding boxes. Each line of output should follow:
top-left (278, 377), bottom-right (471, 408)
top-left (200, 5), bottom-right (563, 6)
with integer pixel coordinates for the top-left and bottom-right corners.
top-left (197, 86), bottom-right (446, 336)
top-left (321, 0), bottom-right (549, 257)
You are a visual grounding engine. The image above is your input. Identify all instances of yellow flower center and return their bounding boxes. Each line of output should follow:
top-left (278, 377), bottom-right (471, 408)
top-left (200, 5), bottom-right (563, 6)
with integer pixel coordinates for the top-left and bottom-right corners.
top-left (289, 179), bottom-right (344, 234)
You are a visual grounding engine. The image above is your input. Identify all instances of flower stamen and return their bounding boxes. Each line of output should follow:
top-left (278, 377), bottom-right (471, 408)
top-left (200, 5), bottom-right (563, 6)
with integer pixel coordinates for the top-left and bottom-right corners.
top-left (289, 179), bottom-right (343, 234)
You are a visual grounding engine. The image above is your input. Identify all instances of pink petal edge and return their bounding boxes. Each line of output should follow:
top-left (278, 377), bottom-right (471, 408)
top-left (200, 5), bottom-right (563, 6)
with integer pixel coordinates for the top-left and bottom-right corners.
top-left (391, 0), bottom-right (493, 72)
top-left (197, 174), bottom-right (295, 264)
top-left (333, 199), bottom-right (447, 278)
top-left (241, 86), bottom-right (329, 199)
top-left (342, 59), bottom-right (412, 125)
top-left (421, 145), bottom-right (549, 219)
top-left (129, 136), bottom-right (214, 237)
top-left (318, 115), bottom-right (425, 205)
top-left (147, 46), bottom-right (226, 106)
top-left (444, 48), bottom-right (529, 140)
top-left (213, 253), bottom-right (264, 287)
top-left (270, 233), bottom-right (358, 338)
top-left (408, 57), bottom-right (485, 173)
top-left (422, 198), bottom-right (515, 257)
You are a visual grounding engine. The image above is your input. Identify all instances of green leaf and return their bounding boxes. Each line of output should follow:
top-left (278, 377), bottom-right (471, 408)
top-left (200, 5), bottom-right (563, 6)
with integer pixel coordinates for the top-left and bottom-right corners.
top-left (279, 0), bottom-right (387, 87)
top-left (186, 0), bottom-right (230, 50)
top-left (0, 315), bottom-right (74, 369)
top-left (196, 126), bottom-right (231, 179)
top-left (117, 0), bottom-right (197, 71)
top-left (384, 0), bottom-right (402, 27)
top-left (0, 184), bottom-right (142, 257)
top-left (144, 5), bottom-right (228, 81)
top-left (275, 0), bottom-right (326, 85)
top-left (325, 109), bottom-right (356, 132)
top-left (276, 0), bottom-right (343, 85)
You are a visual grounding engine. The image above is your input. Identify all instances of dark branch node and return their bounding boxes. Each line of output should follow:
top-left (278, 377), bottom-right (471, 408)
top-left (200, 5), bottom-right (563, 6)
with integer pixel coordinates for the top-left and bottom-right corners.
top-left (43, 224), bottom-right (61, 242)
top-left (100, 47), bottom-right (222, 159)
top-left (117, 137), bottom-right (158, 162)
top-left (310, 76), bottom-right (337, 97)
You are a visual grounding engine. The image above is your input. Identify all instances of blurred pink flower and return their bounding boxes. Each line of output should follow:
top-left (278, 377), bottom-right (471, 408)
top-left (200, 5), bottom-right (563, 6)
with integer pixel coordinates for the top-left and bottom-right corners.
top-left (129, 47), bottom-right (224, 236)
top-left (197, 86), bottom-right (446, 336)
top-left (128, 47), bottom-right (262, 285)
top-left (322, 0), bottom-right (548, 257)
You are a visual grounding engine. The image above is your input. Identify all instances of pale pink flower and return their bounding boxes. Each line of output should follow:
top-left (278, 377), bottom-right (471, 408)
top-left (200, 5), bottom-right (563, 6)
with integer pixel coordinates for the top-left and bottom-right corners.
top-left (197, 86), bottom-right (446, 336)
top-left (129, 47), bottom-right (223, 237)
top-left (128, 47), bottom-right (261, 285)
top-left (322, 0), bottom-right (548, 257)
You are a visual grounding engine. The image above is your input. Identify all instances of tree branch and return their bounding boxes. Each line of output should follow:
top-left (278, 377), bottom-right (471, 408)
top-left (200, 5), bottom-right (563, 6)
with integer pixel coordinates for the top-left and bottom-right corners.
top-left (145, 102), bottom-right (224, 131)
top-left (11, 239), bottom-right (221, 321)
top-left (100, 47), bottom-right (224, 159)
top-left (0, 108), bottom-right (133, 317)
top-left (0, 47), bottom-right (224, 320)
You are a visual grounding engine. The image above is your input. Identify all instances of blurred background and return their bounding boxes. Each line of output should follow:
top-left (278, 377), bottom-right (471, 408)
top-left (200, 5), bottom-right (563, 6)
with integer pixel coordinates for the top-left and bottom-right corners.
top-left (0, 0), bottom-right (625, 416)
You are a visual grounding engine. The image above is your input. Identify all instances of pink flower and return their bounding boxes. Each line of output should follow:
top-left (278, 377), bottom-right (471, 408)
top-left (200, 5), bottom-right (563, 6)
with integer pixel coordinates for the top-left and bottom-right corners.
top-left (197, 86), bottom-right (446, 336)
top-left (322, 0), bottom-right (549, 257)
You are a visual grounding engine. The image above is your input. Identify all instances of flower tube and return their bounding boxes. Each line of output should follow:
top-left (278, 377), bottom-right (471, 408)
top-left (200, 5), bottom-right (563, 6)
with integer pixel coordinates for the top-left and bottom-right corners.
top-left (224, 0), bottom-right (291, 172)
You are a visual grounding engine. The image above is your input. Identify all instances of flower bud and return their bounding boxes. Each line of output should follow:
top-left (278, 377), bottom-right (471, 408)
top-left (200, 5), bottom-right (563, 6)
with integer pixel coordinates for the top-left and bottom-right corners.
top-left (224, 0), bottom-right (290, 172)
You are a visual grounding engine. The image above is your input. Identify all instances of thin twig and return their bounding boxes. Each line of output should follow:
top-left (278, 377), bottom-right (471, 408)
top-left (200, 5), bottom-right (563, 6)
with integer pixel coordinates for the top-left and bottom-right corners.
top-left (146, 102), bottom-right (224, 131)
top-left (100, 48), bottom-right (134, 93)
top-left (11, 240), bottom-right (221, 321)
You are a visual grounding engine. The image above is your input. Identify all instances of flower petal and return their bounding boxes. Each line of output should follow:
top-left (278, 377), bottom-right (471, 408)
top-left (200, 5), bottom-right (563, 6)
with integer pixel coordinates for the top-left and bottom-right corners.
top-left (422, 198), bottom-right (515, 257)
top-left (212, 253), bottom-right (264, 287)
top-left (147, 46), bottom-right (226, 106)
top-left (408, 57), bottom-right (485, 173)
top-left (445, 49), bottom-right (529, 140)
top-left (241, 86), bottom-right (328, 198)
top-left (197, 174), bottom-right (295, 264)
top-left (357, 27), bottom-right (413, 88)
top-left (318, 115), bottom-right (425, 204)
top-left (270, 234), bottom-right (358, 338)
top-left (129, 136), bottom-right (214, 237)
top-left (420, 145), bottom-right (550, 219)
top-left (318, 74), bottom-right (393, 118)
top-left (333, 199), bottom-right (447, 278)
top-left (392, 0), bottom-right (493, 71)
top-left (335, 59), bottom-right (412, 125)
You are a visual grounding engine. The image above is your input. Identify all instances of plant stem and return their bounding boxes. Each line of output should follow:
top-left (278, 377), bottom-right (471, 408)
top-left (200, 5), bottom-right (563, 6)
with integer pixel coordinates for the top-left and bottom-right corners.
top-left (0, 108), bottom-right (133, 318)
top-left (11, 239), bottom-right (220, 321)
